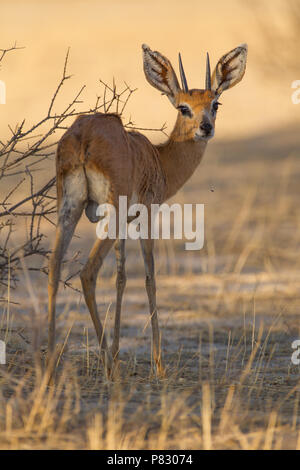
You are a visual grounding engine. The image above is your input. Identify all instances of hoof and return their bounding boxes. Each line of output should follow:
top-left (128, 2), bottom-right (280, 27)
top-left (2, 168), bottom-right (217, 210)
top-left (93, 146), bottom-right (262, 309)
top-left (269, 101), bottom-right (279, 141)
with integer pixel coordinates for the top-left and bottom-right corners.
top-left (106, 351), bottom-right (121, 381)
top-left (153, 359), bottom-right (166, 379)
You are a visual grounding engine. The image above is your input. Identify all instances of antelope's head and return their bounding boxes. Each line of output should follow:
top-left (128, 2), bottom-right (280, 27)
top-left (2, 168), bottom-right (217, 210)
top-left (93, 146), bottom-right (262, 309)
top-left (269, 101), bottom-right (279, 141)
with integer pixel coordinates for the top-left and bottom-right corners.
top-left (142, 43), bottom-right (248, 142)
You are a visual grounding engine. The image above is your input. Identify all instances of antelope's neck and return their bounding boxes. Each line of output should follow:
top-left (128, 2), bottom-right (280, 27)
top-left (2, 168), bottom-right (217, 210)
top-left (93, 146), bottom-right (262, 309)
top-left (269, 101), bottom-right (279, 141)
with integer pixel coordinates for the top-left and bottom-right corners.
top-left (156, 137), bottom-right (207, 201)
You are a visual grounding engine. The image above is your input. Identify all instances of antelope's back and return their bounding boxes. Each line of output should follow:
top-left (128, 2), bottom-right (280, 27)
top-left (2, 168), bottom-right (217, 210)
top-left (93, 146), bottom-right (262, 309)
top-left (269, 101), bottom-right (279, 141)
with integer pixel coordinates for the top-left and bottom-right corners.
top-left (56, 112), bottom-right (166, 206)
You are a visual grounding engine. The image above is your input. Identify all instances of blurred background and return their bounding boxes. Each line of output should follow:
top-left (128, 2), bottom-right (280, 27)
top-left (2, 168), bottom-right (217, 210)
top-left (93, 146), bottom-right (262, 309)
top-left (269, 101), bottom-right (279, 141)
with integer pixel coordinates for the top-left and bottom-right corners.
top-left (1, 0), bottom-right (299, 142)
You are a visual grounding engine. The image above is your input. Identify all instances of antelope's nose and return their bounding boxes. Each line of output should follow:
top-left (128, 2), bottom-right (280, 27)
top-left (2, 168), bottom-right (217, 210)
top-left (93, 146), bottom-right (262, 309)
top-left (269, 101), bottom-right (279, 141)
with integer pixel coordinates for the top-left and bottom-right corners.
top-left (200, 122), bottom-right (213, 135)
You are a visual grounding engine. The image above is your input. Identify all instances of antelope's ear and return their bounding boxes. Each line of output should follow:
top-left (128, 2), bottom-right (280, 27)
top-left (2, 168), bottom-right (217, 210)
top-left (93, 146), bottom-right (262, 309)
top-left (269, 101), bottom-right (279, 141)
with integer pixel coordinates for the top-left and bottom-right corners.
top-left (142, 44), bottom-right (180, 106)
top-left (212, 44), bottom-right (248, 96)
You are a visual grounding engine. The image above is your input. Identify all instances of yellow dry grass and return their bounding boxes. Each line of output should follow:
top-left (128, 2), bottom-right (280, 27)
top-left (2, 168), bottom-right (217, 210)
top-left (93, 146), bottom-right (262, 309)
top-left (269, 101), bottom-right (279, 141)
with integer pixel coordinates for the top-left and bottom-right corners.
top-left (1, 130), bottom-right (300, 450)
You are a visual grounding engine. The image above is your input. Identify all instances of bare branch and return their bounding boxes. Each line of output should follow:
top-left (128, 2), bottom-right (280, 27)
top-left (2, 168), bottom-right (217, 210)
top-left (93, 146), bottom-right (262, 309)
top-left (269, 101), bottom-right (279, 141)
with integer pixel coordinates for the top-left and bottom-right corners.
top-left (0, 48), bottom-right (167, 293)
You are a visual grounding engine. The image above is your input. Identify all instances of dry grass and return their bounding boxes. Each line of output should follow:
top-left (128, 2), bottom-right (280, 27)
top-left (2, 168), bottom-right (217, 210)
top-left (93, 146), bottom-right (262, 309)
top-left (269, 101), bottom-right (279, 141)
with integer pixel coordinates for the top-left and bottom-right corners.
top-left (0, 300), bottom-right (299, 450)
top-left (0, 128), bottom-right (300, 450)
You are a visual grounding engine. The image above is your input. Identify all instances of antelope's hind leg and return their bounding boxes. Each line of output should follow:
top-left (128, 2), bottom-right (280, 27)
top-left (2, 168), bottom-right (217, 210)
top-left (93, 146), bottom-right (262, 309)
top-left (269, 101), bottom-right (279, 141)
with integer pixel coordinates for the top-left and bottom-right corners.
top-left (80, 237), bottom-right (115, 376)
top-left (48, 169), bottom-right (87, 366)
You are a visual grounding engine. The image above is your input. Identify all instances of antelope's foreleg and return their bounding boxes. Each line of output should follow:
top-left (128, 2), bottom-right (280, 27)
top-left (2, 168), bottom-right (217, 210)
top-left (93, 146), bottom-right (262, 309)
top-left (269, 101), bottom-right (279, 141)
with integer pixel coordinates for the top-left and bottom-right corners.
top-left (111, 238), bottom-right (126, 360)
top-left (140, 238), bottom-right (164, 377)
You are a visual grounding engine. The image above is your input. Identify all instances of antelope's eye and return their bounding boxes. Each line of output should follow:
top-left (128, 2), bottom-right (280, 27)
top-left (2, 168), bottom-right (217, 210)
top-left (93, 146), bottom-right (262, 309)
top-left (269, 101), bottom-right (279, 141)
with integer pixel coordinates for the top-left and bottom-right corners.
top-left (177, 105), bottom-right (192, 118)
top-left (212, 101), bottom-right (221, 113)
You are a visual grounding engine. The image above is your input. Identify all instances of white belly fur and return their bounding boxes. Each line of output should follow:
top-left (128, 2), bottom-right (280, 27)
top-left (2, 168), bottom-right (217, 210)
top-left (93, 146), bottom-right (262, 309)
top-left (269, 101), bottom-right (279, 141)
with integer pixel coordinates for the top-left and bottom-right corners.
top-left (85, 168), bottom-right (110, 205)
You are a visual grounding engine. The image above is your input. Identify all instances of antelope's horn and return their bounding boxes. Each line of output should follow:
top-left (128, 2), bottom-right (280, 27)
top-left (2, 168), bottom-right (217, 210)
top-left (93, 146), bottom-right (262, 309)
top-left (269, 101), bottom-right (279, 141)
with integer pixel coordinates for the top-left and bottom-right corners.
top-left (205, 52), bottom-right (211, 90)
top-left (178, 53), bottom-right (188, 92)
